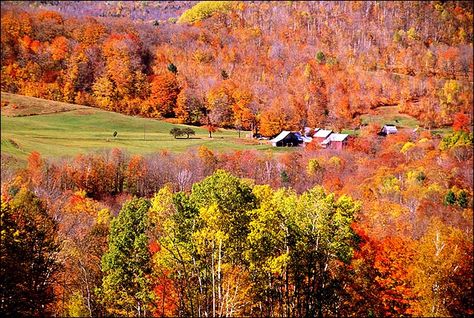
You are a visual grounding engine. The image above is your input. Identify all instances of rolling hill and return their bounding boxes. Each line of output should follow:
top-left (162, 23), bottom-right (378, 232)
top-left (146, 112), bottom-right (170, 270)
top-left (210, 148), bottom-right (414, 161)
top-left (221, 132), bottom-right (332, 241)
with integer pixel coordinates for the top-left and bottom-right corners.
top-left (1, 92), bottom-right (279, 164)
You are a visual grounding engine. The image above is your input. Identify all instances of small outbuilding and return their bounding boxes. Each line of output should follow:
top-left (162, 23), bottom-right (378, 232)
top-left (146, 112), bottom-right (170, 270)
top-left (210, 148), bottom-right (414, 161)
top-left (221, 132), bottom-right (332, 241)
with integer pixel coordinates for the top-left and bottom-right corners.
top-left (379, 124), bottom-right (398, 136)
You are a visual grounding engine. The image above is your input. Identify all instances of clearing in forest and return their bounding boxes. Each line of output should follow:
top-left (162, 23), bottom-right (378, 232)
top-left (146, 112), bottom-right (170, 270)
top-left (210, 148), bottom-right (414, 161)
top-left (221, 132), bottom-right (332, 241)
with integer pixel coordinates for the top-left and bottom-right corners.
top-left (1, 93), bottom-right (285, 164)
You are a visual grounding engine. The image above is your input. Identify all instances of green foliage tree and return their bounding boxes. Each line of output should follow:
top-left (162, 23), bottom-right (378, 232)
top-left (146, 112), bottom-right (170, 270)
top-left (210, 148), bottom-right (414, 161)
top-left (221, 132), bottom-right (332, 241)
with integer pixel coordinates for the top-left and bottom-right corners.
top-left (245, 185), bottom-right (361, 316)
top-left (280, 170), bottom-right (290, 187)
top-left (245, 185), bottom-right (292, 316)
top-left (191, 171), bottom-right (255, 316)
top-left (291, 188), bottom-right (360, 316)
top-left (181, 127), bottom-right (195, 138)
top-left (170, 127), bottom-right (183, 139)
top-left (457, 190), bottom-right (469, 208)
top-left (100, 198), bottom-right (153, 317)
top-left (151, 171), bottom-right (257, 316)
top-left (416, 171), bottom-right (426, 182)
top-left (444, 189), bottom-right (457, 206)
top-left (316, 50), bottom-right (326, 64)
top-left (0, 187), bottom-right (59, 316)
top-left (190, 170), bottom-right (256, 260)
top-left (149, 187), bottom-right (200, 316)
top-left (169, 127), bottom-right (195, 139)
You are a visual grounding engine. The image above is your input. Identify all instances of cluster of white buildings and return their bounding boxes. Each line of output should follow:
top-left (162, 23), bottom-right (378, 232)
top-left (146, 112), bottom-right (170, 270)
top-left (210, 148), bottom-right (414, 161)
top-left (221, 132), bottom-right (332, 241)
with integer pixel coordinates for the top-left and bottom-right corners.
top-left (270, 128), bottom-right (349, 150)
top-left (269, 124), bottom-right (398, 149)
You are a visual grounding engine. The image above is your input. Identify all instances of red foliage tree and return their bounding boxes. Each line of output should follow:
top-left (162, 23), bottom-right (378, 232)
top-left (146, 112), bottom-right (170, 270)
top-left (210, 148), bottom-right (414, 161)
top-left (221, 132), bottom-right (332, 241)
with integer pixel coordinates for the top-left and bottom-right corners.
top-left (452, 112), bottom-right (470, 132)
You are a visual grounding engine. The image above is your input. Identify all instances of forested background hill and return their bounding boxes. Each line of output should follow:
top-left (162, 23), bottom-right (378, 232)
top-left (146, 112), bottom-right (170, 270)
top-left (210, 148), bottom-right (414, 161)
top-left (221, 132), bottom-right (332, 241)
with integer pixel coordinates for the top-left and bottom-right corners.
top-left (2, 1), bottom-right (472, 135)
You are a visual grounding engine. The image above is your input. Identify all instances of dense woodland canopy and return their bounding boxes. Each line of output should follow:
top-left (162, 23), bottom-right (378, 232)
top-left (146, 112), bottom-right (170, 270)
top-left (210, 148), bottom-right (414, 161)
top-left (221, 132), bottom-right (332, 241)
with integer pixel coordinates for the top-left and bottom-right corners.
top-left (1, 1), bottom-right (473, 317)
top-left (1, 129), bottom-right (473, 316)
top-left (1, 1), bottom-right (473, 134)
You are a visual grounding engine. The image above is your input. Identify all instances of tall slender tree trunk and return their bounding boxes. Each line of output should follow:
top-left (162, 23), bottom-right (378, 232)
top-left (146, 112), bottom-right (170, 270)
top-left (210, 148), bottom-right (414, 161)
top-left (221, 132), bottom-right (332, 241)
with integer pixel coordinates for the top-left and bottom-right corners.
top-left (285, 245), bottom-right (290, 317)
top-left (212, 241), bottom-right (216, 317)
top-left (192, 257), bottom-right (203, 317)
top-left (176, 249), bottom-right (194, 316)
top-left (218, 239), bottom-right (223, 316)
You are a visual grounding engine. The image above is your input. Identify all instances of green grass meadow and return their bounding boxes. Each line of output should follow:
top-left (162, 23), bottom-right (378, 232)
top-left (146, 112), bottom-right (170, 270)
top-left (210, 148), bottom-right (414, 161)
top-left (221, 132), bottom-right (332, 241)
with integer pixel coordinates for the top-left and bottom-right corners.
top-left (1, 108), bottom-right (281, 161)
top-left (1, 92), bottom-right (286, 165)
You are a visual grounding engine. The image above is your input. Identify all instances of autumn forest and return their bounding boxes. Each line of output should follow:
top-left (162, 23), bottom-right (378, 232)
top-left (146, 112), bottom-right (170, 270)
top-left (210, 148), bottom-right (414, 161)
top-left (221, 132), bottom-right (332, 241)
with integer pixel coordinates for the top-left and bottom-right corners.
top-left (0, 1), bottom-right (473, 317)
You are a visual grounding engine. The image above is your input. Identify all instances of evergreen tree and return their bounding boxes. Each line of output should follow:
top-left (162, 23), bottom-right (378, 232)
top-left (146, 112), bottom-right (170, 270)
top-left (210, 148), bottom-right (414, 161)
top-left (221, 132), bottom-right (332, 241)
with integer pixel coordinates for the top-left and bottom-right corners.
top-left (458, 190), bottom-right (468, 208)
top-left (444, 190), bottom-right (457, 206)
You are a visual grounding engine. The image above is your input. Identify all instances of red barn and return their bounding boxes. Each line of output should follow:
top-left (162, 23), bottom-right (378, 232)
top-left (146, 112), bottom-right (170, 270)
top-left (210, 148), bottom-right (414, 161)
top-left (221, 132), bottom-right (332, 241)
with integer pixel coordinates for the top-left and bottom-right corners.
top-left (321, 133), bottom-right (349, 150)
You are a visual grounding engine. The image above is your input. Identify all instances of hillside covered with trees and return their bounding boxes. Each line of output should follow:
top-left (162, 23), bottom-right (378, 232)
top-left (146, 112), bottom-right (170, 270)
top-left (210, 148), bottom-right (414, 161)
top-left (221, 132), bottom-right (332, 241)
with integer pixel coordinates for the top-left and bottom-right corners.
top-left (2, 1), bottom-right (473, 135)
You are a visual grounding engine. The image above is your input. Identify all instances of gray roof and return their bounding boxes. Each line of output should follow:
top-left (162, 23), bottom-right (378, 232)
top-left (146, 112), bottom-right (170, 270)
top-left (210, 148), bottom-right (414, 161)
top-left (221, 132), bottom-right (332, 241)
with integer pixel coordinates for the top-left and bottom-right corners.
top-left (383, 125), bottom-right (398, 133)
top-left (321, 133), bottom-right (349, 146)
top-left (328, 133), bottom-right (349, 142)
top-left (270, 130), bottom-right (291, 143)
top-left (314, 129), bottom-right (332, 138)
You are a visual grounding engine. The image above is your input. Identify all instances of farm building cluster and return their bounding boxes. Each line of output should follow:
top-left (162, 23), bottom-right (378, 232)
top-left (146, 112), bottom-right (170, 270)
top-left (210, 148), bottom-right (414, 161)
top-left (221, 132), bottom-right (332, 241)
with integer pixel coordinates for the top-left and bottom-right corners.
top-left (269, 128), bottom-right (349, 150)
top-left (269, 124), bottom-right (398, 150)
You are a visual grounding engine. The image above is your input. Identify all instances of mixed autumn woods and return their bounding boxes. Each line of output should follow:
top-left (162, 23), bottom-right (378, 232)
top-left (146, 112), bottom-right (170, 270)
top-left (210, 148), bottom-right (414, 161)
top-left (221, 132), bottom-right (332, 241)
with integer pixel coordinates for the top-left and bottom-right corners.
top-left (1, 1), bottom-right (473, 317)
top-left (2, 1), bottom-right (473, 133)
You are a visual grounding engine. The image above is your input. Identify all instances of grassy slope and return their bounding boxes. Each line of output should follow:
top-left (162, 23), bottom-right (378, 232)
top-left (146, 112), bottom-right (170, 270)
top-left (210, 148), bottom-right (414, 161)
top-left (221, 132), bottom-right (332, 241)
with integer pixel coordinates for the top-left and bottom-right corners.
top-left (360, 105), bottom-right (453, 135)
top-left (1, 92), bottom-right (89, 116)
top-left (361, 106), bottom-right (420, 128)
top-left (1, 93), bottom-right (282, 163)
